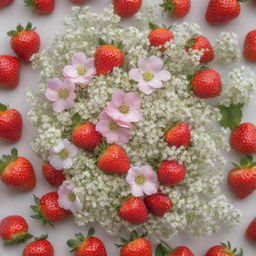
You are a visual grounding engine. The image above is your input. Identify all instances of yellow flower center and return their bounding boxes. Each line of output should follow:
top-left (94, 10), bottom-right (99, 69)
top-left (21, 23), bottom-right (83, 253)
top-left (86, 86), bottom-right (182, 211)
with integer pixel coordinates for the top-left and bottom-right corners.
top-left (77, 66), bottom-right (87, 76)
top-left (119, 103), bottom-right (130, 114)
top-left (58, 89), bottom-right (69, 99)
top-left (109, 121), bottom-right (119, 130)
top-left (135, 175), bottom-right (146, 185)
top-left (68, 192), bottom-right (76, 202)
top-left (58, 149), bottom-right (69, 159)
top-left (143, 72), bottom-right (154, 82)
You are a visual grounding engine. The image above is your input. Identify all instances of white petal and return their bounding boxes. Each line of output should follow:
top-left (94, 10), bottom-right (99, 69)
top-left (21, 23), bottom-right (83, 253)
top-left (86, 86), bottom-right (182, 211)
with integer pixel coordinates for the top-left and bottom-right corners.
top-left (48, 155), bottom-right (64, 170)
top-left (131, 184), bottom-right (144, 197)
top-left (143, 181), bottom-right (158, 196)
top-left (129, 69), bottom-right (143, 82)
top-left (155, 70), bottom-right (171, 81)
top-left (147, 56), bottom-right (164, 73)
top-left (63, 158), bottom-right (73, 169)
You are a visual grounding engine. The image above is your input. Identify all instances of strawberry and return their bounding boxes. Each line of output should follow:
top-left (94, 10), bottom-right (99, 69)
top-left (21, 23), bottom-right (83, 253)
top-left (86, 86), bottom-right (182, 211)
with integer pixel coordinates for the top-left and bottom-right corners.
top-left (245, 218), bottom-right (256, 242)
top-left (192, 69), bottom-right (222, 99)
top-left (186, 35), bottom-right (214, 63)
top-left (205, 242), bottom-right (243, 256)
top-left (148, 23), bottom-right (174, 52)
top-left (96, 144), bottom-right (130, 174)
top-left (0, 0), bottom-right (14, 8)
top-left (31, 192), bottom-right (71, 227)
top-left (243, 30), bottom-right (256, 61)
top-left (71, 0), bottom-right (86, 3)
top-left (0, 215), bottom-right (32, 245)
top-left (0, 148), bottom-right (36, 190)
top-left (227, 155), bottom-right (256, 199)
top-left (0, 104), bottom-right (23, 142)
top-left (67, 227), bottom-right (107, 256)
top-left (23, 234), bottom-right (54, 256)
top-left (155, 243), bottom-right (194, 256)
top-left (230, 123), bottom-right (256, 154)
top-left (157, 160), bottom-right (186, 187)
top-left (113, 0), bottom-right (142, 18)
top-left (95, 39), bottom-right (125, 75)
top-left (24, 0), bottom-right (55, 15)
top-left (118, 197), bottom-right (148, 224)
top-left (0, 55), bottom-right (21, 89)
top-left (42, 161), bottom-right (65, 187)
top-left (160, 0), bottom-right (191, 18)
top-left (165, 122), bottom-right (191, 148)
top-left (71, 113), bottom-right (103, 151)
top-left (205, 0), bottom-right (246, 24)
top-left (8, 23), bottom-right (40, 62)
top-left (144, 192), bottom-right (173, 216)
top-left (117, 231), bottom-right (152, 256)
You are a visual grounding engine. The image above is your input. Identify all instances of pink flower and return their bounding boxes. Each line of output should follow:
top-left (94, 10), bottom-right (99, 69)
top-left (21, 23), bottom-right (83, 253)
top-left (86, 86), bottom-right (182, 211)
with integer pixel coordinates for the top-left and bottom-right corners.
top-left (129, 56), bottom-right (171, 94)
top-left (106, 90), bottom-right (142, 126)
top-left (126, 165), bottom-right (158, 197)
top-left (45, 78), bottom-right (76, 113)
top-left (63, 52), bottom-right (96, 86)
top-left (96, 111), bottom-right (130, 145)
top-left (58, 181), bottom-right (83, 213)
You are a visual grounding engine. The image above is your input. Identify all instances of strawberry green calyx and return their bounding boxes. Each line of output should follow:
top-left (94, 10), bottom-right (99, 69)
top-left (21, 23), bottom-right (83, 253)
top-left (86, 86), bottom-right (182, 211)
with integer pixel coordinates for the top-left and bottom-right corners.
top-left (24, 0), bottom-right (37, 9)
top-left (116, 230), bottom-right (148, 248)
top-left (67, 227), bottom-right (95, 252)
top-left (218, 104), bottom-right (243, 130)
top-left (71, 113), bottom-right (83, 129)
top-left (0, 103), bottom-right (8, 112)
top-left (98, 38), bottom-right (124, 51)
top-left (34, 234), bottom-right (48, 241)
top-left (232, 155), bottom-right (256, 169)
top-left (0, 148), bottom-right (18, 175)
top-left (4, 232), bottom-right (33, 246)
top-left (221, 241), bottom-right (243, 256)
top-left (160, 0), bottom-right (176, 14)
top-left (185, 34), bottom-right (198, 48)
top-left (237, 0), bottom-right (247, 2)
top-left (147, 153), bottom-right (163, 170)
top-left (30, 195), bottom-right (54, 228)
top-left (149, 23), bottom-right (159, 30)
top-left (155, 241), bottom-right (172, 256)
top-left (7, 22), bottom-right (36, 37)
top-left (94, 140), bottom-right (109, 158)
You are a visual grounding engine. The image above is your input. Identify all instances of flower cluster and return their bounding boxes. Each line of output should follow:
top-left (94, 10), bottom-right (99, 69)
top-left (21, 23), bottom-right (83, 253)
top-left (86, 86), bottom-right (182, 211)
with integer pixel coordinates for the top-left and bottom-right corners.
top-left (27, 3), bottom-right (255, 239)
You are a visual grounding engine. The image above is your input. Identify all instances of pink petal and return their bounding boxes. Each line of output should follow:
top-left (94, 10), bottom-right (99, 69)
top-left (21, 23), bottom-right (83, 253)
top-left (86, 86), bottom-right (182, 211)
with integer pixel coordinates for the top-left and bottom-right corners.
top-left (86, 68), bottom-right (96, 77)
top-left (131, 184), bottom-right (144, 197)
top-left (52, 99), bottom-right (67, 113)
top-left (105, 131), bottom-right (119, 144)
top-left (99, 111), bottom-right (112, 121)
top-left (126, 169), bottom-right (137, 184)
top-left (96, 120), bottom-right (111, 134)
top-left (147, 56), bottom-right (164, 73)
top-left (139, 58), bottom-right (148, 72)
top-left (72, 76), bottom-right (91, 85)
top-left (143, 181), bottom-right (158, 196)
top-left (118, 128), bottom-right (130, 144)
top-left (45, 88), bottom-right (59, 101)
top-left (138, 82), bottom-right (155, 94)
top-left (124, 92), bottom-right (141, 107)
top-left (48, 78), bottom-right (62, 91)
top-left (129, 69), bottom-right (143, 82)
top-left (63, 65), bottom-right (78, 78)
top-left (111, 90), bottom-right (125, 107)
top-left (148, 79), bottom-right (163, 89)
top-left (106, 103), bottom-right (122, 119)
top-left (84, 58), bottom-right (95, 69)
top-left (126, 109), bottom-right (142, 122)
top-left (155, 70), bottom-right (171, 81)
top-left (116, 119), bottom-right (132, 129)
top-left (63, 79), bottom-right (75, 91)
top-left (72, 52), bottom-right (88, 66)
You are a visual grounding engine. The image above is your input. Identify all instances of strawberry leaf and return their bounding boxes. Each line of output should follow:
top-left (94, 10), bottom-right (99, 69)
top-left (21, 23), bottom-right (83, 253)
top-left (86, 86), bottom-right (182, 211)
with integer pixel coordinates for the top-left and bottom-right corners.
top-left (149, 22), bottom-right (159, 30)
top-left (34, 234), bottom-right (48, 241)
top-left (218, 104), bottom-right (243, 130)
top-left (155, 243), bottom-right (171, 256)
top-left (4, 232), bottom-right (33, 246)
top-left (0, 103), bottom-right (8, 112)
top-left (87, 227), bottom-right (95, 237)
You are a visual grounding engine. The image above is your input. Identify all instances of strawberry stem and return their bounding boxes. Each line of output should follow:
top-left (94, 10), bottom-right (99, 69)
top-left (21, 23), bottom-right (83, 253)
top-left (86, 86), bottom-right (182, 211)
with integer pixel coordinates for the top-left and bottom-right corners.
top-left (0, 103), bottom-right (7, 112)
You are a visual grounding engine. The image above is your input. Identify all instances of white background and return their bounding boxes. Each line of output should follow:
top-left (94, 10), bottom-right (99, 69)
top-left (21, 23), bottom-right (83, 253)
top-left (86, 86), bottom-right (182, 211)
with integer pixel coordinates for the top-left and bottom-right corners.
top-left (0, 0), bottom-right (256, 255)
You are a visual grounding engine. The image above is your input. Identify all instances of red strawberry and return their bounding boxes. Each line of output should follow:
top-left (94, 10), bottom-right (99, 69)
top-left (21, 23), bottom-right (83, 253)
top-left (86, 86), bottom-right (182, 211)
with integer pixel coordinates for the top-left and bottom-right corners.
top-left (192, 69), bottom-right (222, 99)
top-left (156, 243), bottom-right (194, 256)
top-left (42, 161), bottom-right (65, 187)
top-left (157, 160), bottom-right (186, 187)
top-left (0, 104), bottom-right (23, 142)
top-left (71, 113), bottom-right (103, 151)
top-left (205, 242), bottom-right (243, 256)
top-left (205, 0), bottom-right (245, 24)
top-left (113, 0), bottom-right (142, 18)
top-left (118, 231), bottom-right (152, 256)
top-left (95, 40), bottom-right (125, 75)
top-left (244, 30), bottom-right (256, 61)
top-left (227, 155), bottom-right (256, 199)
top-left (23, 234), bottom-right (54, 256)
top-left (67, 228), bottom-right (107, 256)
top-left (148, 23), bottom-right (174, 52)
top-left (165, 122), bottom-right (191, 148)
top-left (31, 192), bottom-right (71, 227)
top-left (245, 218), bottom-right (256, 242)
top-left (0, 149), bottom-right (36, 190)
top-left (8, 23), bottom-right (40, 62)
top-left (118, 197), bottom-right (148, 224)
top-left (97, 144), bottom-right (130, 174)
top-left (186, 35), bottom-right (214, 63)
top-left (144, 192), bottom-right (173, 216)
top-left (161, 0), bottom-right (191, 18)
top-left (0, 0), bottom-right (14, 8)
top-left (0, 55), bottom-right (21, 89)
top-left (24, 0), bottom-right (55, 15)
top-left (0, 215), bottom-right (32, 245)
top-left (71, 0), bottom-right (86, 3)
top-left (230, 123), bottom-right (256, 154)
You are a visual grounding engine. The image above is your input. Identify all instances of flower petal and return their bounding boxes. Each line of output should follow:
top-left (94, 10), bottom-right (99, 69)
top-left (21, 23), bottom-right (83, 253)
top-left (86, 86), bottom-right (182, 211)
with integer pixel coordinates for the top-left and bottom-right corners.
top-left (48, 155), bottom-right (64, 170)
top-left (139, 57), bottom-right (149, 72)
top-left (45, 88), bottom-right (59, 101)
top-left (148, 79), bottom-right (163, 89)
top-left (131, 184), bottom-right (144, 197)
top-left (155, 70), bottom-right (171, 81)
top-left (72, 52), bottom-right (88, 66)
top-left (63, 157), bottom-right (73, 169)
top-left (138, 82), bottom-right (155, 94)
top-left (111, 90), bottom-right (125, 107)
top-left (147, 56), bottom-right (164, 73)
top-left (124, 92), bottom-right (141, 107)
top-left (143, 181), bottom-right (158, 196)
top-left (52, 99), bottom-right (67, 113)
top-left (129, 69), bottom-right (143, 82)
top-left (63, 65), bottom-right (78, 78)
top-left (47, 78), bottom-right (62, 91)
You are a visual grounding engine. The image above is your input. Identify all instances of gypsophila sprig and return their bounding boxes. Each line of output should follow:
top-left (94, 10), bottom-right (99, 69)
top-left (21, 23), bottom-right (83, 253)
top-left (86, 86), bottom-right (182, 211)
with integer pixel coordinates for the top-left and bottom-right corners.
top-left (27, 2), bottom-right (255, 239)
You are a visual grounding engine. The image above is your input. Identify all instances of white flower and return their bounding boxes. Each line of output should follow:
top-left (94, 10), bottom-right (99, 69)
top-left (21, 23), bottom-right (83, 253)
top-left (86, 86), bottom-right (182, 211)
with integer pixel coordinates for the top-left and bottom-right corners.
top-left (48, 139), bottom-right (78, 170)
top-left (126, 165), bottom-right (158, 197)
top-left (58, 181), bottom-right (83, 213)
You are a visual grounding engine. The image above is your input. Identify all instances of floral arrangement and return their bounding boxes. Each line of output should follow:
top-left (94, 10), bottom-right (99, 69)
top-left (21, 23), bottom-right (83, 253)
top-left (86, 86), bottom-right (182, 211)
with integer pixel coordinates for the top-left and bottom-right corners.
top-left (27, 2), bottom-right (256, 239)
